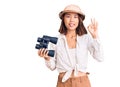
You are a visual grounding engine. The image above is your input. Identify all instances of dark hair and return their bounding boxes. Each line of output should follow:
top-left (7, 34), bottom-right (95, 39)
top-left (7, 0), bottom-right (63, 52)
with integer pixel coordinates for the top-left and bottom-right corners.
top-left (58, 14), bottom-right (87, 36)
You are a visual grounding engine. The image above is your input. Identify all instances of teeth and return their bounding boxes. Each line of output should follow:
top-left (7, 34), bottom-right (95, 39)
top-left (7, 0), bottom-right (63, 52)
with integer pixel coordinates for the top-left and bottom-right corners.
top-left (69, 23), bottom-right (74, 27)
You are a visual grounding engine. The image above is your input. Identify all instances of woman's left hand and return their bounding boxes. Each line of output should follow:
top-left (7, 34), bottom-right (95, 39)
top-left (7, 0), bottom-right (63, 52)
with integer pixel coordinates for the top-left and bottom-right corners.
top-left (87, 18), bottom-right (99, 38)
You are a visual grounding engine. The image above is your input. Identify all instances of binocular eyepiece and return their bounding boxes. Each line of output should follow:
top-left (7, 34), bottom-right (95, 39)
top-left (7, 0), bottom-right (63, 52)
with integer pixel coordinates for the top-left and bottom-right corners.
top-left (35, 35), bottom-right (58, 57)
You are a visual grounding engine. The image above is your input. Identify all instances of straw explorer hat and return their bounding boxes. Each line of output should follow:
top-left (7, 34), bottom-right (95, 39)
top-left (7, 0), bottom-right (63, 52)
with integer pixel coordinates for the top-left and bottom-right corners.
top-left (59, 4), bottom-right (85, 20)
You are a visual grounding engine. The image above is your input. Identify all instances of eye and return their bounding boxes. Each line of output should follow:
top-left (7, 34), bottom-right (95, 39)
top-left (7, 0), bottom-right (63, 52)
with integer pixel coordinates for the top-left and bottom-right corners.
top-left (65, 14), bottom-right (70, 18)
top-left (74, 15), bottom-right (78, 18)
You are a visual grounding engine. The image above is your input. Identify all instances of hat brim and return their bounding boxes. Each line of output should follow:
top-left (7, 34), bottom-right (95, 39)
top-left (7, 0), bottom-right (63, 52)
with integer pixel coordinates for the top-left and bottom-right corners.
top-left (59, 10), bottom-right (85, 20)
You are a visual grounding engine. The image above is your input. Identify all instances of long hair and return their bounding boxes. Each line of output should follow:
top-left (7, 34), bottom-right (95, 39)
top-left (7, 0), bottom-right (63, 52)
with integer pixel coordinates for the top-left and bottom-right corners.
top-left (58, 14), bottom-right (87, 36)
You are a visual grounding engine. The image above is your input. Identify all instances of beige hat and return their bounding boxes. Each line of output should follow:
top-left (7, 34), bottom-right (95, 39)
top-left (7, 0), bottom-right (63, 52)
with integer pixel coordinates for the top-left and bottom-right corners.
top-left (59, 4), bottom-right (85, 20)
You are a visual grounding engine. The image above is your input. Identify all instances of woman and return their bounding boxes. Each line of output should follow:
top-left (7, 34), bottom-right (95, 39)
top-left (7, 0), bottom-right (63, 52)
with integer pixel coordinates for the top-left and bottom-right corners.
top-left (38, 4), bottom-right (103, 87)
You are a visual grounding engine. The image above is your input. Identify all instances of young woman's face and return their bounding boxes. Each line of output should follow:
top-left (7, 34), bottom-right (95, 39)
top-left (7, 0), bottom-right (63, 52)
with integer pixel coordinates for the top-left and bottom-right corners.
top-left (64, 12), bottom-right (79, 31)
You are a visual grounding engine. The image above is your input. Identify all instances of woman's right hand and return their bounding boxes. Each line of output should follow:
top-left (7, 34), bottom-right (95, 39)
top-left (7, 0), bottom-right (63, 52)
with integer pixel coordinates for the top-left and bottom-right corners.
top-left (38, 48), bottom-right (50, 61)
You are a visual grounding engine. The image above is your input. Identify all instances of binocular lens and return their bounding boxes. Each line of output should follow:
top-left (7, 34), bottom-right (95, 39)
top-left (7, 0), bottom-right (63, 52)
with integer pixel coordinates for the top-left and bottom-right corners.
top-left (48, 50), bottom-right (55, 57)
top-left (37, 37), bottom-right (43, 42)
top-left (35, 44), bottom-right (41, 49)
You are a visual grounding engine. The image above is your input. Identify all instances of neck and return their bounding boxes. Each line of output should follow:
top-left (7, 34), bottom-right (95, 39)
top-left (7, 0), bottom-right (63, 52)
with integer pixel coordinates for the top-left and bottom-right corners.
top-left (66, 30), bottom-right (76, 38)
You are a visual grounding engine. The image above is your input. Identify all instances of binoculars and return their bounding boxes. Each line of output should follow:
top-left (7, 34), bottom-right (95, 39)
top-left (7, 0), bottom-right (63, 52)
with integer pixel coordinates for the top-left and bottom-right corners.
top-left (35, 35), bottom-right (58, 57)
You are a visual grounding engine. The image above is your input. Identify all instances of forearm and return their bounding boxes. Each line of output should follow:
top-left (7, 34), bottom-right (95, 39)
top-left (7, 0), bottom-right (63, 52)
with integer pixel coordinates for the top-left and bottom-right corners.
top-left (91, 39), bottom-right (104, 62)
top-left (45, 58), bottom-right (56, 71)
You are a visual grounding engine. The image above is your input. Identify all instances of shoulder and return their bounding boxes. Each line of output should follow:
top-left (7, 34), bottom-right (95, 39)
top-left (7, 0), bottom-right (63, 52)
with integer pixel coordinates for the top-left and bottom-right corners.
top-left (77, 34), bottom-right (91, 40)
top-left (77, 34), bottom-right (94, 44)
top-left (54, 34), bottom-right (65, 46)
top-left (56, 34), bottom-right (65, 41)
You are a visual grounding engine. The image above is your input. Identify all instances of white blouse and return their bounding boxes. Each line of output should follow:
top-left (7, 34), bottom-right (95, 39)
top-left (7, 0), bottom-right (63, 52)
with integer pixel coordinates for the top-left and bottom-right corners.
top-left (68, 48), bottom-right (76, 68)
top-left (45, 34), bottom-right (104, 82)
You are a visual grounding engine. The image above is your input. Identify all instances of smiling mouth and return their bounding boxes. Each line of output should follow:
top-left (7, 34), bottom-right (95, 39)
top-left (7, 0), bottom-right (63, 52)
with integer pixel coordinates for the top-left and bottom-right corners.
top-left (69, 23), bottom-right (75, 27)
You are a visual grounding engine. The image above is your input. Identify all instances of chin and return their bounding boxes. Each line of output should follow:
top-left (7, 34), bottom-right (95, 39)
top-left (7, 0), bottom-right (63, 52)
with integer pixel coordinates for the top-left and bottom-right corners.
top-left (69, 28), bottom-right (76, 30)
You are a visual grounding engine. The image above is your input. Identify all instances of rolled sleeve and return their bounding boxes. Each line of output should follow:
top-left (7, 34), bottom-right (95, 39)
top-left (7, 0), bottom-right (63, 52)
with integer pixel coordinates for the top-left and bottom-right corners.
top-left (88, 36), bottom-right (104, 62)
top-left (45, 58), bottom-right (56, 70)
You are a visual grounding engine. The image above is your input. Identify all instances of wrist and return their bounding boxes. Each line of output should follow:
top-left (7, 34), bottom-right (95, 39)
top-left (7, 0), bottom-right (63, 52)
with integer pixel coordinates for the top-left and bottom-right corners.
top-left (44, 57), bottom-right (50, 61)
top-left (92, 33), bottom-right (99, 39)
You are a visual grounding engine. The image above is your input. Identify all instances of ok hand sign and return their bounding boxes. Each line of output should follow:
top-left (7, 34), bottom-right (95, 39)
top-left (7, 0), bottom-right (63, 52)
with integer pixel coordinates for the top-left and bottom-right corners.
top-left (87, 18), bottom-right (99, 38)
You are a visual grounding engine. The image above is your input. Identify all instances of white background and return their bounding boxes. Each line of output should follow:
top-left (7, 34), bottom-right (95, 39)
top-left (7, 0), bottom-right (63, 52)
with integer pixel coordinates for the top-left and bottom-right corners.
top-left (0, 0), bottom-right (120, 87)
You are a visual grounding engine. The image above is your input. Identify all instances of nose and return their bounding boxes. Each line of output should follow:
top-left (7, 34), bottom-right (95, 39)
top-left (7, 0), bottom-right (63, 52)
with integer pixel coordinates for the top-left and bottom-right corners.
top-left (70, 16), bottom-right (74, 22)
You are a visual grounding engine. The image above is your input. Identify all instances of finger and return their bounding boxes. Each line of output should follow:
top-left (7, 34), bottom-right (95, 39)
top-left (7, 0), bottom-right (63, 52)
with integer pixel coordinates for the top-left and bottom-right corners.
top-left (38, 49), bottom-right (40, 55)
top-left (94, 18), bottom-right (98, 28)
top-left (39, 48), bottom-right (45, 57)
top-left (45, 50), bottom-right (49, 57)
top-left (87, 24), bottom-right (92, 30)
top-left (38, 49), bottom-right (41, 55)
top-left (91, 18), bottom-right (96, 25)
top-left (95, 20), bottom-right (98, 28)
top-left (41, 48), bottom-right (46, 56)
top-left (38, 49), bottom-right (43, 57)
top-left (91, 18), bottom-right (94, 25)
top-left (94, 20), bottom-right (98, 31)
top-left (43, 49), bottom-right (48, 56)
top-left (87, 25), bottom-right (90, 30)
